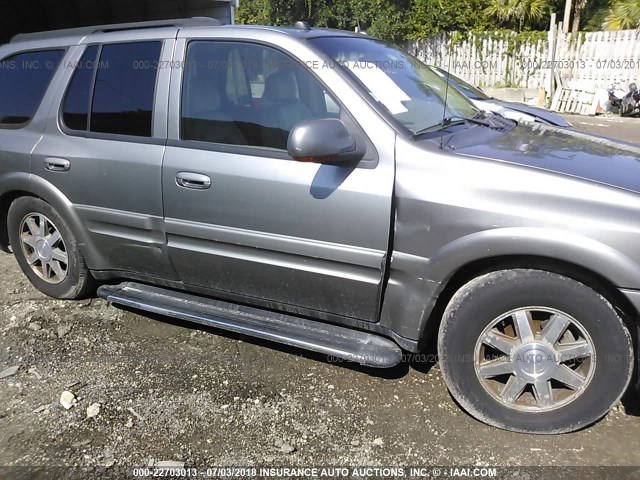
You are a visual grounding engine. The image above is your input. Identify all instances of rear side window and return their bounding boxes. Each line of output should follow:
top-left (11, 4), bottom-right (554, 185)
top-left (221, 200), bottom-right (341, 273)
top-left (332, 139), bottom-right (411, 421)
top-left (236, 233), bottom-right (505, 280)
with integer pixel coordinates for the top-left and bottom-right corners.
top-left (62, 45), bottom-right (98, 131)
top-left (91, 42), bottom-right (161, 137)
top-left (61, 41), bottom-right (161, 137)
top-left (0, 49), bottom-right (64, 126)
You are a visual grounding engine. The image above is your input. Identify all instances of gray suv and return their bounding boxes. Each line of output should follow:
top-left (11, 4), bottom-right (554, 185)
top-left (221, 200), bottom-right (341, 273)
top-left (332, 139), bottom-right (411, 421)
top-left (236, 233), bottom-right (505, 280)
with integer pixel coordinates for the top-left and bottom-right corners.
top-left (1, 18), bottom-right (638, 434)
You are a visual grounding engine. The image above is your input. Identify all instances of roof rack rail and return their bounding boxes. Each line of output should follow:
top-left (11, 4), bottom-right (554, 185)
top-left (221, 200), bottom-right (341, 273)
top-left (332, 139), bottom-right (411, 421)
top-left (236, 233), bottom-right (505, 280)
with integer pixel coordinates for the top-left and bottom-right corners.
top-left (11, 17), bottom-right (221, 43)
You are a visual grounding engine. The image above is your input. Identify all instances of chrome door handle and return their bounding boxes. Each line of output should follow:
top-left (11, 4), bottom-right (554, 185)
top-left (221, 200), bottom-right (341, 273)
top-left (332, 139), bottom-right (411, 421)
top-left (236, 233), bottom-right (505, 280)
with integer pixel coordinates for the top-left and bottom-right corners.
top-left (175, 172), bottom-right (211, 190)
top-left (44, 157), bottom-right (70, 172)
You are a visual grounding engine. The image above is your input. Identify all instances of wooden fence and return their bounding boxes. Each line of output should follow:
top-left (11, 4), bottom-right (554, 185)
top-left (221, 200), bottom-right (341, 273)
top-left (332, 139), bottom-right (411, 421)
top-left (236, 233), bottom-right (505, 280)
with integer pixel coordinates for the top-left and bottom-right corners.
top-left (407, 29), bottom-right (640, 93)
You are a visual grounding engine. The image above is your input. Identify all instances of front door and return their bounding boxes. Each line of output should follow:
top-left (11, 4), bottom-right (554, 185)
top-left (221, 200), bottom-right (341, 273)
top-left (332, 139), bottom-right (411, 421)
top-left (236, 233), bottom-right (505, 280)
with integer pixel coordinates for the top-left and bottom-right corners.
top-left (162, 38), bottom-right (394, 321)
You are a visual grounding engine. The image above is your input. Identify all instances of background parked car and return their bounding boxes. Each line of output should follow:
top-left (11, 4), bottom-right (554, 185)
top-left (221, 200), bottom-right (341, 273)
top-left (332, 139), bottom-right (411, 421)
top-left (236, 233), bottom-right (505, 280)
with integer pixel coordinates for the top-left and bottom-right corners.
top-left (429, 65), bottom-right (572, 127)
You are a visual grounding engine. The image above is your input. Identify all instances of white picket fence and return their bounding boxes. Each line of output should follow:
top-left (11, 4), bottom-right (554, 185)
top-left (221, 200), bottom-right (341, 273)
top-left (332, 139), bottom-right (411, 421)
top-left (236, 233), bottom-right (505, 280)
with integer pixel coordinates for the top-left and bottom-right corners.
top-left (407, 29), bottom-right (640, 93)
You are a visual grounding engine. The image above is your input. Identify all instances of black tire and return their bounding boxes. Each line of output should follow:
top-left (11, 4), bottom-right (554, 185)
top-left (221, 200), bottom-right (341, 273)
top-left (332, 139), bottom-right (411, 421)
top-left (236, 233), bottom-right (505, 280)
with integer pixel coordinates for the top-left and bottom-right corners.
top-left (438, 269), bottom-right (634, 434)
top-left (8, 196), bottom-right (96, 299)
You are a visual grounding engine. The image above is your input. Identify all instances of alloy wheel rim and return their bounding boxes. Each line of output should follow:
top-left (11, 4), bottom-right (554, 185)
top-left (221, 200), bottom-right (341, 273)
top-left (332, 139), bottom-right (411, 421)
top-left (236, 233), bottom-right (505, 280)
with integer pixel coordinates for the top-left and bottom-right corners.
top-left (474, 307), bottom-right (596, 412)
top-left (19, 213), bottom-right (68, 284)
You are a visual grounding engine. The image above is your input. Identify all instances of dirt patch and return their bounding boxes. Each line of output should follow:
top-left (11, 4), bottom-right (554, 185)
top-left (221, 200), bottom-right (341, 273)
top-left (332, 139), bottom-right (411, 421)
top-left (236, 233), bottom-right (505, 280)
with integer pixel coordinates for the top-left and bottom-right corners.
top-left (1, 252), bottom-right (639, 474)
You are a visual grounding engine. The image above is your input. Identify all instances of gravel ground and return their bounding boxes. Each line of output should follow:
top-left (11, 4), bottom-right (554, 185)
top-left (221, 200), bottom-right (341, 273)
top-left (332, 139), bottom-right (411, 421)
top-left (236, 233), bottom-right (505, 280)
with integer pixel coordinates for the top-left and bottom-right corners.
top-left (1, 116), bottom-right (640, 478)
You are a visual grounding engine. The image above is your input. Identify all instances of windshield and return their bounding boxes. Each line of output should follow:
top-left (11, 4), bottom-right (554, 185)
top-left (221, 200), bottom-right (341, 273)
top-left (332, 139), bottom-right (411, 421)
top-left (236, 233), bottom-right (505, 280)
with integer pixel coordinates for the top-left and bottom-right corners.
top-left (310, 37), bottom-right (479, 134)
top-left (430, 66), bottom-right (489, 100)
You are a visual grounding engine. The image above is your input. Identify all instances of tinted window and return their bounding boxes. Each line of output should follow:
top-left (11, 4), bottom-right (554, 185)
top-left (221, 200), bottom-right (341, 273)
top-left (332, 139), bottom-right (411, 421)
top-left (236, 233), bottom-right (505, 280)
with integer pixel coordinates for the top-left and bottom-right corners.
top-left (0, 49), bottom-right (64, 125)
top-left (90, 42), bottom-right (161, 137)
top-left (181, 41), bottom-right (340, 150)
top-left (62, 45), bottom-right (99, 130)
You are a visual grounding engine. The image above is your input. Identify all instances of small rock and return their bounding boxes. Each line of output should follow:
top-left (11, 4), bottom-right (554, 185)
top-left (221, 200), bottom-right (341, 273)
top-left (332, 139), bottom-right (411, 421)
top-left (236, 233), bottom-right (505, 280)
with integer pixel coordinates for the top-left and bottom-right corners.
top-left (264, 455), bottom-right (276, 463)
top-left (86, 403), bottom-right (101, 419)
top-left (280, 443), bottom-right (296, 454)
top-left (57, 325), bottom-right (72, 338)
top-left (350, 439), bottom-right (360, 446)
top-left (156, 461), bottom-right (185, 468)
top-left (72, 439), bottom-right (91, 448)
top-left (0, 366), bottom-right (20, 379)
top-left (79, 298), bottom-right (92, 307)
top-left (60, 391), bottom-right (76, 409)
top-left (28, 322), bottom-right (42, 331)
top-left (372, 437), bottom-right (384, 446)
top-left (28, 367), bottom-right (42, 379)
top-left (33, 404), bottom-right (49, 413)
top-left (127, 406), bottom-right (144, 421)
top-left (274, 439), bottom-right (284, 448)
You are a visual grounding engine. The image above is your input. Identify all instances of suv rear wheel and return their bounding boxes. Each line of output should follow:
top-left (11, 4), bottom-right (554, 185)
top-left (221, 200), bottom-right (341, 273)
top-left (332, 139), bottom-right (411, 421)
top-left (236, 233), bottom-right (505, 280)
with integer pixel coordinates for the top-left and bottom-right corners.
top-left (8, 197), bottom-right (95, 299)
top-left (438, 269), bottom-right (634, 433)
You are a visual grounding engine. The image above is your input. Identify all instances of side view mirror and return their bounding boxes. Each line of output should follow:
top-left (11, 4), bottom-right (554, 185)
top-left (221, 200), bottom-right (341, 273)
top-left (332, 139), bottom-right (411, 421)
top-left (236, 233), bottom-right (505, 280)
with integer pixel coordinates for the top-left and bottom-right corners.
top-left (287, 118), bottom-right (365, 165)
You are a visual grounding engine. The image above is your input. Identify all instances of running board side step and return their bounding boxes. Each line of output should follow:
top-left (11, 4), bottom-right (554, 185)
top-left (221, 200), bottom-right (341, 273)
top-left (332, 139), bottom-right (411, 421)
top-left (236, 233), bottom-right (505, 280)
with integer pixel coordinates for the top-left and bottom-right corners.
top-left (97, 282), bottom-right (403, 368)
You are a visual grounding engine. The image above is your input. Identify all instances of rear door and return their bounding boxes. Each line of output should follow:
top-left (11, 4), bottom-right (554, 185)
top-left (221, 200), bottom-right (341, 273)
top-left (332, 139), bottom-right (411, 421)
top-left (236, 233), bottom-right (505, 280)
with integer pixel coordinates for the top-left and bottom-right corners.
top-left (31, 31), bottom-right (178, 279)
top-left (161, 34), bottom-right (395, 322)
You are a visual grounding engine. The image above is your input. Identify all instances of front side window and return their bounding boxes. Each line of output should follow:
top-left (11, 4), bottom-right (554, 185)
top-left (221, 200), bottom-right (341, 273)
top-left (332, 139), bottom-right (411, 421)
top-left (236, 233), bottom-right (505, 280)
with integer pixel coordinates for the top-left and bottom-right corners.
top-left (181, 41), bottom-right (341, 150)
top-left (310, 37), bottom-right (479, 135)
top-left (0, 49), bottom-right (64, 126)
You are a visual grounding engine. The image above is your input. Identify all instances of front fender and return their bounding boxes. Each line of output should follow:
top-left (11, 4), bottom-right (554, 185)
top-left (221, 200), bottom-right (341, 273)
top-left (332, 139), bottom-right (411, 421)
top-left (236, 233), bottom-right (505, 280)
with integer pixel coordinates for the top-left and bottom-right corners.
top-left (379, 227), bottom-right (640, 341)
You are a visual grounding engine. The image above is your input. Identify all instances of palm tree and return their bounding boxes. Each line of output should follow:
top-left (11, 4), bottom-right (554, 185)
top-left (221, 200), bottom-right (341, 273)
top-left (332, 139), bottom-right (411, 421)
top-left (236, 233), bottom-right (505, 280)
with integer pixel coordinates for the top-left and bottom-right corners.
top-left (603, 0), bottom-right (640, 29)
top-left (485, 0), bottom-right (549, 30)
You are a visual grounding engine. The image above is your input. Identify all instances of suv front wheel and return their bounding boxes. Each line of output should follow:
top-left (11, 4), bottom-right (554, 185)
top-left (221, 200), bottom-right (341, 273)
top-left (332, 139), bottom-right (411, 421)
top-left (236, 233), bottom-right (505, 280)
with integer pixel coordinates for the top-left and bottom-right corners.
top-left (438, 269), bottom-right (634, 433)
top-left (8, 197), bottom-right (95, 299)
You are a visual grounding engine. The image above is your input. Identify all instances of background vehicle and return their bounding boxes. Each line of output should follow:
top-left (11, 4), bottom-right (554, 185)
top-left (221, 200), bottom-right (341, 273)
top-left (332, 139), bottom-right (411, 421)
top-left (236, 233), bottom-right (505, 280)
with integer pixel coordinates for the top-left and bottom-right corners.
top-left (607, 78), bottom-right (627, 114)
top-left (429, 65), bottom-right (572, 127)
top-left (620, 82), bottom-right (640, 117)
top-left (0, 20), bottom-right (637, 434)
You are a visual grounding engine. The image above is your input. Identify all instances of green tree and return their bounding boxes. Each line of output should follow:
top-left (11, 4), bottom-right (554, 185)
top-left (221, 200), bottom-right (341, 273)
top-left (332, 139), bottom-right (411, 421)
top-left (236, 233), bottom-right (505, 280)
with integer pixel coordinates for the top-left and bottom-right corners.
top-left (408, 0), bottom-right (490, 39)
top-left (236, 0), bottom-right (410, 43)
top-left (235, 0), bottom-right (558, 43)
top-left (235, 0), bottom-right (271, 24)
top-left (236, 0), bottom-right (323, 27)
top-left (484, 0), bottom-right (551, 30)
top-left (603, 0), bottom-right (640, 28)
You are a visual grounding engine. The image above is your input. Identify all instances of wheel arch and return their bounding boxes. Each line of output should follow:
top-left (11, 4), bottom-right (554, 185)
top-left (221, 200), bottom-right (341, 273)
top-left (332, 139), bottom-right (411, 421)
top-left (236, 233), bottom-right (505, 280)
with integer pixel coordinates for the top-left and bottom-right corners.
top-left (0, 189), bottom-right (35, 253)
top-left (0, 174), bottom-right (99, 266)
top-left (427, 254), bottom-right (639, 335)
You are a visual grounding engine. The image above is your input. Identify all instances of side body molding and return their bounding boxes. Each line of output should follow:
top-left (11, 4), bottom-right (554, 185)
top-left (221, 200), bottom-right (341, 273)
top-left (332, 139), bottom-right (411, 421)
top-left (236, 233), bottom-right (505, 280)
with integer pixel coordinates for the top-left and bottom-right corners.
top-left (379, 227), bottom-right (640, 341)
